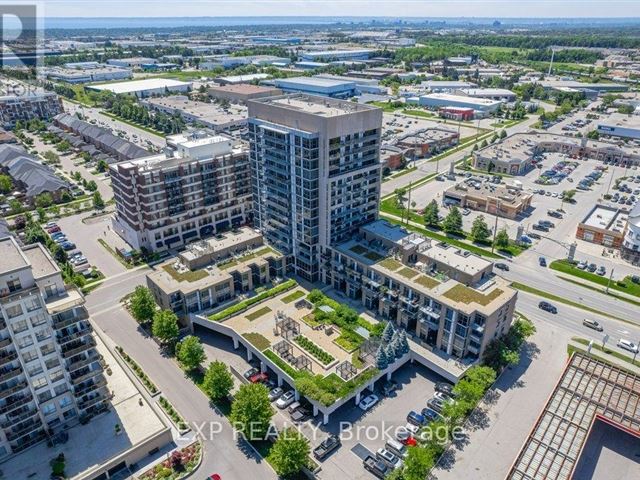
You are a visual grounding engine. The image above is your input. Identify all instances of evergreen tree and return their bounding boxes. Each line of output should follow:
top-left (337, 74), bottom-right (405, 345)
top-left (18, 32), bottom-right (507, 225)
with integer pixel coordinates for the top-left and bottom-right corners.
top-left (382, 322), bottom-right (395, 344)
top-left (375, 345), bottom-right (388, 370)
top-left (423, 200), bottom-right (440, 228)
top-left (442, 206), bottom-right (463, 235)
top-left (385, 344), bottom-right (396, 365)
top-left (470, 215), bottom-right (491, 243)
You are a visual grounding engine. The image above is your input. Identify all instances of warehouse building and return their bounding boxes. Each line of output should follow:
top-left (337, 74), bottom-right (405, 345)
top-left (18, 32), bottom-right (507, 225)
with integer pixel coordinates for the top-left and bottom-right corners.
top-left (300, 49), bottom-right (376, 62)
top-left (86, 78), bottom-right (192, 97)
top-left (271, 76), bottom-right (357, 98)
top-left (416, 93), bottom-right (501, 115)
top-left (597, 113), bottom-right (640, 140)
top-left (107, 57), bottom-right (157, 68)
top-left (207, 84), bottom-right (282, 104)
top-left (458, 88), bottom-right (517, 102)
top-left (421, 81), bottom-right (476, 93)
top-left (45, 64), bottom-right (132, 84)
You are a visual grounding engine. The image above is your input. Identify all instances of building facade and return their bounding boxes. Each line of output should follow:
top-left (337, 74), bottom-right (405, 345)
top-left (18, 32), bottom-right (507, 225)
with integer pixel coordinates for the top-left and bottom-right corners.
top-left (247, 94), bottom-right (382, 282)
top-left (0, 92), bottom-right (63, 129)
top-left (0, 237), bottom-right (107, 459)
top-left (110, 132), bottom-right (252, 252)
top-left (621, 203), bottom-right (640, 265)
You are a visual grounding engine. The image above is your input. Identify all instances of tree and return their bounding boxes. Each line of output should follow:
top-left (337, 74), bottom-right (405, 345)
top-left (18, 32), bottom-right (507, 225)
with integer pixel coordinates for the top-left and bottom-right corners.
top-left (499, 129), bottom-right (507, 139)
top-left (562, 189), bottom-right (576, 204)
top-left (494, 228), bottom-right (510, 250)
top-left (96, 159), bottom-right (109, 173)
top-left (43, 150), bottom-right (59, 163)
top-left (423, 200), bottom-right (440, 228)
top-left (394, 187), bottom-right (408, 217)
top-left (470, 215), bottom-right (491, 243)
top-left (0, 174), bottom-right (12, 194)
top-left (403, 446), bottom-right (436, 480)
top-left (51, 243), bottom-right (67, 264)
top-left (35, 193), bottom-right (53, 209)
top-left (202, 361), bottom-right (234, 401)
top-left (152, 310), bottom-right (180, 344)
top-left (36, 207), bottom-right (47, 223)
top-left (129, 286), bottom-right (156, 323)
top-left (442, 206), bottom-right (463, 235)
top-left (92, 191), bottom-right (105, 210)
top-left (307, 289), bottom-right (324, 304)
top-left (175, 335), bottom-right (205, 371)
top-left (229, 383), bottom-right (274, 441)
top-left (269, 428), bottom-right (311, 477)
top-left (375, 345), bottom-right (389, 370)
top-left (86, 180), bottom-right (98, 192)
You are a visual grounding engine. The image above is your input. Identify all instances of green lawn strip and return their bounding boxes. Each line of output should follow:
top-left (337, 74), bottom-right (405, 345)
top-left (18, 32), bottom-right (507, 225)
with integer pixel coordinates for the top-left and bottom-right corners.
top-left (97, 238), bottom-right (136, 270)
top-left (510, 282), bottom-right (630, 324)
top-left (388, 166), bottom-right (418, 179)
top-left (397, 266), bottom-right (420, 280)
top-left (572, 337), bottom-right (640, 367)
top-left (414, 275), bottom-right (440, 289)
top-left (245, 306), bottom-right (272, 321)
top-left (162, 263), bottom-right (208, 282)
top-left (557, 277), bottom-right (640, 308)
top-left (364, 251), bottom-right (385, 262)
top-left (293, 335), bottom-right (335, 365)
top-left (242, 333), bottom-right (271, 351)
top-left (218, 247), bottom-right (279, 270)
top-left (380, 214), bottom-right (503, 259)
top-left (550, 260), bottom-right (640, 298)
top-left (301, 313), bottom-right (322, 328)
top-left (281, 290), bottom-right (305, 304)
top-left (401, 109), bottom-right (435, 118)
top-left (208, 279), bottom-right (297, 322)
top-left (443, 284), bottom-right (504, 306)
top-left (263, 349), bottom-right (300, 379)
top-left (334, 333), bottom-right (363, 353)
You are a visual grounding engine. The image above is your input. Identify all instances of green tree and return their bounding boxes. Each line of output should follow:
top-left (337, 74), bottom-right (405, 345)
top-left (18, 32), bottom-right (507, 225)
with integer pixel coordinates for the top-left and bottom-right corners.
top-left (129, 286), bottom-right (156, 323)
top-left (86, 180), bottom-right (98, 192)
top-left (470, 215), bottom-right (491, 243)
top-left (499, 129), bottom-right (507, 139)
top-left (423, 200), bottom-right (440, 227)
top-left (36, 207), bottom-right (47, 223)
top-left (35, 193), bottom-right (53, 209)
top-left (152, 310), bottom-right (180, 344)
top-left (24, 224), bottom-right (46, 244)
top-left (43, 150), bottom-right (60, 163)
top-left (51, 243), bottom-right (67, 264)
top-left (404, 446), bottom-right (436, 480)
top-left (175, 335), bottom-right (205, 371)
top-left (202, 361), bottom-right (234, 401)
top-left (562, 189), bottom-right (576, 204)
top-left (9, 199), bottom-right (23, 214)
top-left (442, 206), bottom-right (463, 235)
top-left (55, 140), bottom-right (71, 152)
top-left (96, 159), bottom-right (109, 173)
top-left (0, 174), bottom-right (12, 193)
top-left (92, 191), bottom-right (105, 210)
top-left (494, 228), bottom-right (510, 249)
top-left (229, 383), bottom-right (274, 441)
top-left (269, 428), bottom-right (311, 477)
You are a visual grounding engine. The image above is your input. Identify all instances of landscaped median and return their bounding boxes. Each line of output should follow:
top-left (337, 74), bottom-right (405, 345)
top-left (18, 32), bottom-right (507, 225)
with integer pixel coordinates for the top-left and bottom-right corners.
top-left (550, 259), bottom-right (640, 300)
top-left (208, 279), bottom-right (298, 322)
top-left (158, 396), bottom-right (190, 434)
top-left (115, 346), bottom-right (159, 395)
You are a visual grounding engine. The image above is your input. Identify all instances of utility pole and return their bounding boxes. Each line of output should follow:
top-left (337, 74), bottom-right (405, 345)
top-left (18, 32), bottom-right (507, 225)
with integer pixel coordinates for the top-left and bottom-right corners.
top-left (405, 181), bottom-right (412, 225)
top-left (605, 267), bottom-right (615, 294)
top-left (491, 200), bottom-right (500, 254)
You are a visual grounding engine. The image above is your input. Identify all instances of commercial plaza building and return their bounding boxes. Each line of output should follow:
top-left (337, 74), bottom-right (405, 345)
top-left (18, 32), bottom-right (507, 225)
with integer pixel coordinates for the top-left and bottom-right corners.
top-left (110, 131), bottom-right (252, 252)
top-left (0, 237), bottom-right (107, 458)
top-left (247, 94), bottom-right (382, 282)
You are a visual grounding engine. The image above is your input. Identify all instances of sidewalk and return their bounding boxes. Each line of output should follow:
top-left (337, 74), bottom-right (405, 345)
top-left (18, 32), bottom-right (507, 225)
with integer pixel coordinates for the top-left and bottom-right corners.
top-left (568, 338), bottom-right (640, 375)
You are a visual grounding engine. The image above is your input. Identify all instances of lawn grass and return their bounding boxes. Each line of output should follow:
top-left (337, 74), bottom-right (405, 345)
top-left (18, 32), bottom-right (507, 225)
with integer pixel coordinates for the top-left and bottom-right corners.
top-left (550, 260), bottom-right (640, 298)
top-left (397, 266), bottom-right (420, 280)
top-left (443, 284), bottom-right (504, 306)
top-left (281, 290), bottom-right (305, 304)
top-left (414, 275), bottom-right (440, 289)
top-left (334, 334), bottom-right (363, 353)
top-left (402, 109), bottom-right (435, 118)
top-left (350, 245), bottom-right (368, 255)
top-left (559, 277), bottom-right (640, 308)
top-left (301, 313), bottom-right (322, 328)
top-left (218, 247), bottom-right (279, 270)
top-left (242, 332), bottom-right (271, 351)
top-left (162, 263), bottom-right (208, 283)
top-left (511, 282), bottom-right (630, 324)
top-left (378, 257), bottom-right (403, 271)
top-left (364, 251), bottom-right (385, 262)
top-left (573, 337), bottom-right (639, 367)
top-left (245, 306), bottom-right (272, 321)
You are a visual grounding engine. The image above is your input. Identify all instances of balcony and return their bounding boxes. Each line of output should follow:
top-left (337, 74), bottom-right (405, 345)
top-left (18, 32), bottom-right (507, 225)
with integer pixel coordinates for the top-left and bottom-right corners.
top-left (0, 381), bottom-right (28, 399)
top-left (71, 367), bottom-right (102, 385)
top-left (0, 337), bottom-right (12, 349)
top-left (2, 407), bottom-right (38, 429)
top-left (77, 393), bottom-right (105, 411)
top-left (53, 309), bottom-right (89, 330)
top-left (74, 375), bottom-right (107, 397)
top-left (0, 393), bottom-right (33, 414)
top-left (45, 287), bottom-right (85, 316)
top-left (419, 305), bottom-right (441, 320)
top-left (5, 419), bottom-right (42, 441)
top-left (0, 366), bottom-right (23, 384)
top-left (56, 323), bottom-right (92, 345)
top-left (471, 323), bottom-right (485, 336)
top-left (0, 352), bottom-right (17, 367)
top-left (61, 338), bottom-right (96, 359)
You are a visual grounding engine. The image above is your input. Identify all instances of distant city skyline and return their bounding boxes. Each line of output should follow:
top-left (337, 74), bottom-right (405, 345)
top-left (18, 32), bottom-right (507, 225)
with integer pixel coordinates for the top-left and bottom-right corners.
top-left (39, 1), bottom-right (640, 19)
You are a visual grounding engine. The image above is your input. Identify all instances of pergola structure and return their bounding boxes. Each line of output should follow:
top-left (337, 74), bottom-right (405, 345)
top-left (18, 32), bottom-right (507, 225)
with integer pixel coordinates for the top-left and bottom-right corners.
top-left (336, 360), bottom-right (357, 380)
top-left (275, 311), bottom-right (300, 340)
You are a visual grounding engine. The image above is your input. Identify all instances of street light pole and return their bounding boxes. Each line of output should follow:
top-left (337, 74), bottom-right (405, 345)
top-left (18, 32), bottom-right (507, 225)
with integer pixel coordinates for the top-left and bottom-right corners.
top-left (606, 267), bottom-right (615, 294)
top-left (491, 199), bottom-right (500, 254)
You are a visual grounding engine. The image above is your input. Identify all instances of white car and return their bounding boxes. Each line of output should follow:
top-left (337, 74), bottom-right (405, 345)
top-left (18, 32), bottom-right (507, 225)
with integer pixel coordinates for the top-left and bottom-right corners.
top-left (404, 422), bottom-right (420, 435)
top-left (617, 339), bottom-right (639, 354)
top-left (358, 394), bottom-right (379, 411)
top-left (268, 387), bottom-right (284, 402)
top-left (275, 390), bottom-right (295, 409)
top-left (433, 391), bottom-right (451, 402)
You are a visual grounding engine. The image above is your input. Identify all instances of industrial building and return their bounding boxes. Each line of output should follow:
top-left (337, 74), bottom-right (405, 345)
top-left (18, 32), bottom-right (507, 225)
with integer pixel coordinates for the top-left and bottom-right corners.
top-left (416, 93), bottom-right (501, 115)
top-left (247, 94), bottom-right (382, 282)
top-left (0, 92), bottom-right (63, 129)
top-left (421, 81), bottom-right (476, 93)
top-left (536, 79), bottom-right (628, 95)
top-left (213, 73), bottom-right (271, 85)
top-left (597, 113), bottom-right (640, 140)
top-left (86, 78), bottom-right (192, 97)
top-left (110, 131), bottom-right (252, 252)
top-left (207, 84), bottom-right (282, 104)
top-left (443, 181), bottom-right (533, 220)
top-left (45, 64), bottom-right (132, 84)
top-left (0, 236), bottom-right (108, 458)
top-left (459, 88), bottom-right (517, 102)
top-left (271, 77), bottom-right (357, 98)
top-left (300, 49), bottom-right (376, 62)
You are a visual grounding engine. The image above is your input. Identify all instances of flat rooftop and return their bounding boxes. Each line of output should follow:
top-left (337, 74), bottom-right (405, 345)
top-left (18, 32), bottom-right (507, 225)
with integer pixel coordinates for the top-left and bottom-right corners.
top-left (22, 244), bottom-right (59, 279)
top-left (275, 76), bottom-right (356, 88)
top-left (180, 228), bottom-right (264, 263)
top-left (250, 93), bottom-right (379, 117)
top-left (143, 95), bottom-right (247, 126)
top-left (208, 83), bottom-right (281, 94)
top-left (87, 78), bottom-right (191, 94)
top-left (0, 236), bottom-right (29, 275)
top-left (421, 93), bottom-right (501, 107)
top-left (581, 204), bottom-right (627, 232)
top-left (508, 352), bottom-right (640, 480)
top-left (215, 73), bottom-right (271, 84)
top-left (598, 111), bottom-right (640, 130)
top-left (446, 181), bottom-right (532, 208)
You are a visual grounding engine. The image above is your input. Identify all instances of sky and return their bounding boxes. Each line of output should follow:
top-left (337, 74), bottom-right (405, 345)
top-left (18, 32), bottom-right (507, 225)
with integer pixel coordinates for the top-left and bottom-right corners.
top-left (32, 1), bottom-right (640, 19)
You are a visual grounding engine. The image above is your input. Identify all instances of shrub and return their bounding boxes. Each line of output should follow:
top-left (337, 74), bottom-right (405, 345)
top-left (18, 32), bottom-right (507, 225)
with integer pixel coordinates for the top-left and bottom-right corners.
top-left (294, 335), bottom-right (335, 365)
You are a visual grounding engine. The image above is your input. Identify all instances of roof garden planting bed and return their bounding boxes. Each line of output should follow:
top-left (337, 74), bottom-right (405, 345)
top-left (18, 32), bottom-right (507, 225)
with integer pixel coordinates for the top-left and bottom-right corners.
top-left (349, 245), bottom-right (368, 255)
top-left (294, 335), bottom-right (336, 365)
top-left (242, 332), bottom-right (271, 351)
top-left (245, 306), bottom-right (272, 321)
top-left (208, 279), bottom-right (297, 322)
top-left (281, 290), bottom-right (305, 304)
top-left (162, 264), bottom-right (208, 283)
top-left (397, 266), bottom-right (420, 280)
top-left (217, 246), bottom-right (279, 270)
top-left (414, 275), bottom-right (440, 289)
top-left (364, 251), bottom-right (385, 262)
top-left (378, 257), bottom-right (403, 271)
top-left (443, 284), bottom-right (504, 306)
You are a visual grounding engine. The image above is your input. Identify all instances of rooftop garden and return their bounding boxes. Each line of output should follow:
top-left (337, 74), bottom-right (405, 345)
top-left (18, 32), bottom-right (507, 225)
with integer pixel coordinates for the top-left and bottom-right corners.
top-left (443, 284), bottom-right (504, 306)
top-left (162, 264), bottom-right (208, 283)
top-left (378, 257), bottom-right (404, 271)
top-left (243, 332), bottom-right (271, 351)
top-left (245, 306), bottom-right (272, 321)
top-left (414, 275), bottom-right (440, 289)
top-left (397, 266), bottom-right (420, 280)
top-left (293, 335), bottom-right (335, 365)
top-left (281, 290), bottom-right (306, 304)
top-left (208, 279), bottom-right (297, 322)
top-left (348, 243), bottom-right (386, 262)
top-left (217, 246), bottom-right (279, 270)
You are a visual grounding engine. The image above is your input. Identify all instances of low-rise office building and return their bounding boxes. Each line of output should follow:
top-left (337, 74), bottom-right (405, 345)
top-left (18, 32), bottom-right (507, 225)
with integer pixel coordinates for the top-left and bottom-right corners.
top-left (576, 204), bottom-right (627, 248)
top-left (443, 181), bottom-right (533, 219)
top-left (0, 92), bottom-right (63, 129)
top-left (271, 77), bottom-right (357, 98)
top-left (146, 230), bottom-right (285, 317)
top-left (395, 128), bottom-right (459, 158)
top-left (0, 236), bottom-right (108, 458)
top-left (416, 93), bottom-right (501, 115)
top-left (324, 220), bottom-right (518, 361)
top-left (207, 84), bottom-right (282, 104)
top-left (110, 131), bottom-right (252, 252)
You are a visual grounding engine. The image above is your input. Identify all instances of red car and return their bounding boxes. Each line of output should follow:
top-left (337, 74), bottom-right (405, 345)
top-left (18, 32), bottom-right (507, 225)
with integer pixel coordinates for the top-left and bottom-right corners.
top-left (209, 475), bottom-right (221, 480)
top-left (47, 226), bottom-right (61, 233)
top-left (249, 372), bottom-right (268, 384)
top-left (404, 437), bottom-right (418, 447)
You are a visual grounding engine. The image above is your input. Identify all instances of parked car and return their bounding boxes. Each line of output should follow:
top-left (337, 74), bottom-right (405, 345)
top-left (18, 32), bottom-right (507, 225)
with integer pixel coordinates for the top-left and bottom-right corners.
top-left (404, 422), bottom-right (420, 435)
top-left (433, 391), bottom-right (451, 402)
top-left (249, 372), bottom-right (268, 384)
top-left (50, 232), bottom-right (65, 239)
top-left (268, 387), bottom-right (284, 402)
top-left (494, 262), bottom-right (509, 271)
top-left (358, 394), bottom-right (379, 411)
top-left (617, 339), bottom-right (639, 354)
top-left (72, 257), bottom-right (88, 266)
top-left (527, 232), bottom-right (541, 240)
top-left (582, 319), bottom-right (603, 331)
top-left (532, 224), bottom-right (549, 232)
top-left (46, 226), bottom-right (61, 234)
top-left (363, 455), bottom-right (389, 479)
top-left (406, 410), bottom-right (426, 426)
top-left (462, 209), bottom-right (471, 216)
top-left (60, 242), bottom-right (76, 251)
top-left (427, 397), bottom-right (445, 412)
top-left (538, 301), bottom-right (558, 314)
top-left (291, 406), bottom-right (312, 423)
top-left (243, 368), bottom-right (259, 380)
top-left (596, 266), bottom-right (606, 276)
top-left (435, 382), bottom-right (453, 395)
top-left (421, 407), bottom-right (441, 423)
top-left (313, 435), bottom-right (341, 461)
top-left (275, 391), bottom-right (296, 409)
top-left (376, 448), bottom-right (403, 469)
top-left (576, 261), bottom-right (587, 270)
top-left (539, 220), bottom-right (555, 228)
top-left (539, 257), bottom-right (547, 267)
top-left (587, 263), bottom-right (597, 273)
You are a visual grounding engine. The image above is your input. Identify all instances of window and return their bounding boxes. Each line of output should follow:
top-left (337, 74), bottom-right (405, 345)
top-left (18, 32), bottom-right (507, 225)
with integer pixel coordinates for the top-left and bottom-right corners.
top-left (44, 285), bottom-right (59, 298)
top-left (40, 343), bottom-right (55, 356)
top-left (49, 369), bottom-right (65, 383)
top-left (17, 334), bottom-right (34, 348)
top-left (25, 297), bottom-right (41, 313)
top-left (30, 313), bottom-right (47, 327)
top-left (32, 377), bottom-right (48, 390)
top-left (22, 350), bottom-right (38, 363)
top-left (6, 305), bottom-right (23, 320)
top-left (27, 365), bottom-right (43, 377)
top-left (7, 279), bottom-right (21, 292)
top-left (42, 403), bottom-right (56, 416)
top-left (54, 384), bottom-right (67, 396)
top-left (35, 328), bottom-right (51, 343)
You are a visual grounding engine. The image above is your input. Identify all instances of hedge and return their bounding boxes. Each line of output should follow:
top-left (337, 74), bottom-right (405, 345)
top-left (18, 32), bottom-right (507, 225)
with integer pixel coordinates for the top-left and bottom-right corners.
top-left (209, 279), bottom-right (297, 322)
top-left (158, 396), bottom-right (187, 431)
top-left (116, 346), bottom-right (159, 394)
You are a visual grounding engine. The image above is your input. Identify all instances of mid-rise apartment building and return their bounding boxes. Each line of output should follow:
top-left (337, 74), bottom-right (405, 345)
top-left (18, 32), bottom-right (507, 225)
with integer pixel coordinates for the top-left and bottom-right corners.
top-left (247, 94), bottom-right (382, 282)
top-left (0, 236), bottom-right (107, 458)
top-left (110, 131), bottom-right (252, 252)
top-left (324, 220), bottom-right (517, 360)
top-left (0, 92), bottom-right (63, 129)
